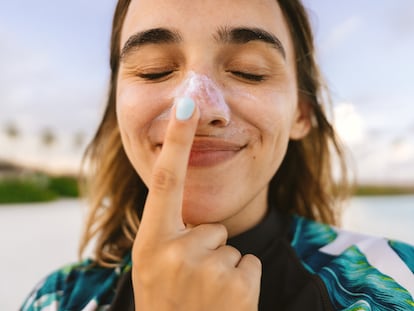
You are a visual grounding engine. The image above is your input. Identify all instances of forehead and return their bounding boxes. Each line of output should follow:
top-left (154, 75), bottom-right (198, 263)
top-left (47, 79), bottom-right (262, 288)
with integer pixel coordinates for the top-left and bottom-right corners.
top-left (121, 0), bottom-right (293, 54)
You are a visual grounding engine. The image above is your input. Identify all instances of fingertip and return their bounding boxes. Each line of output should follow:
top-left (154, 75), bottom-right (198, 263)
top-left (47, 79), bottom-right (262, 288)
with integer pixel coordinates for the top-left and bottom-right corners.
top-left (245, 254), bottom-right (262, 268)
top-left (175, 97), bottom-right (197, 121)
top-left (239, 254), bottom-right (262, 276)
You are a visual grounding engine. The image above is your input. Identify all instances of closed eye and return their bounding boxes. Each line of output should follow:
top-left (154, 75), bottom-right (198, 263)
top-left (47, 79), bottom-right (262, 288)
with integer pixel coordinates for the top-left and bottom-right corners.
top-left (230, 71), bottom-right (265, 82)
top-left (138, 70), bottom-right (174, 81)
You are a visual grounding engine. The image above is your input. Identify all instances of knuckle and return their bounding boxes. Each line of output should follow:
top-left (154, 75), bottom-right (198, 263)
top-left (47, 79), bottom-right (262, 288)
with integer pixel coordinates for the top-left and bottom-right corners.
top-left (245, 254), bottom-right (262, 270)
top-left (228, 245), bottom-right (242, 259)
top-left (214, 223), bottom-right (229, 240)
top-left (201, 258), bottom-right (228, 280)
top-left (151, 167), bottom-right (180, 192)
top-left (164, 242), bottom-right (189, 269)
top-left (237, 255), bottom-right (262, 288)
top-left (196, 223), bottom-right (228, 240)
top-left (132, 248), bottom-right (158, 286)
top-left (133, 242), bottom-right (191, 286)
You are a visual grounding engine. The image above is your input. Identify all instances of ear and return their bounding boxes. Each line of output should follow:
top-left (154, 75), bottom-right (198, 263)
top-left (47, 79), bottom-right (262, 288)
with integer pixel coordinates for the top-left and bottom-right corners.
top-left (289, 98), bottom-right (312, 140)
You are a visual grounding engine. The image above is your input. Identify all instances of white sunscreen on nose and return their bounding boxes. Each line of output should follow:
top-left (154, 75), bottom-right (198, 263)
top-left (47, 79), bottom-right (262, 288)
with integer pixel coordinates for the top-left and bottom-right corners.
top-left (176, 72), bottom-right (230, 123)
top-left (155, 72), bottom-right (230, 123)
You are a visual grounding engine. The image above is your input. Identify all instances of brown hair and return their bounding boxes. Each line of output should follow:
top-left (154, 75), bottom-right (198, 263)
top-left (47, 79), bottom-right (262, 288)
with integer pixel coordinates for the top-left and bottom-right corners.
top-left (79, 0), bottom-right (349, 266)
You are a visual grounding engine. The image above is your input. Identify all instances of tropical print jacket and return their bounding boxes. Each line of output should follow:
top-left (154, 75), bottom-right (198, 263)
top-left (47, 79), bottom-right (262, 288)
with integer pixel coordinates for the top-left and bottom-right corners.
top-left (21, 215), bottom-right (414, 310)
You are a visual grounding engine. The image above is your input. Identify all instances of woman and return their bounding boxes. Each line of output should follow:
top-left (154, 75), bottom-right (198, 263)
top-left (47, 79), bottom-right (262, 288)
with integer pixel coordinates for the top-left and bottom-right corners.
top-left (22, 0), bottom-right (414, 310)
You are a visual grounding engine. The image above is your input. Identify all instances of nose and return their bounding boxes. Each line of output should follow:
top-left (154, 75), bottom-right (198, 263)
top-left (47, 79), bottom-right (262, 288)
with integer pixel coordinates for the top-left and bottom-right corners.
top-left (175, 71), bottom-right (230, 127)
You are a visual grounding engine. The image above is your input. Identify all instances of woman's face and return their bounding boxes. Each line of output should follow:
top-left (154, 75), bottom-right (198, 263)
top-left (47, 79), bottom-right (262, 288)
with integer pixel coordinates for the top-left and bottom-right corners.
top-left (117, 0), bottom-right (310, 235)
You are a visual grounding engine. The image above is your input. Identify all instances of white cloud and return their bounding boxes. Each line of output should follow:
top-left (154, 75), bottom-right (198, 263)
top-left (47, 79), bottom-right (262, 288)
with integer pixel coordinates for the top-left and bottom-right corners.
top-left (349, 137), bottom-right (414, 184)
top-left (333, 102), bottom-right (414, 184)
top-left (334, 102), bottom-right (365, 145)
top-left (390, 139), bottom-right (414, 163)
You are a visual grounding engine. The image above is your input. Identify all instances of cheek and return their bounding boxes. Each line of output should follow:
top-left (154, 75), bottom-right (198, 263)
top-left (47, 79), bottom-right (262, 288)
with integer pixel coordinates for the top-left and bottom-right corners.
top-left (229, 85), bottom-right (297, 140)
top-left (116, 79), bottom-right (179, 144)
top-left (116, 82), bottom-right (173, 182)
top-left (117, 84), bottom-right (163, 133)
top-left (231, 86), bottom-right (298, 181)
top-left (117, 91), bottom-right (146, 164)
top-left (262, 100), bottom-right (295, 139)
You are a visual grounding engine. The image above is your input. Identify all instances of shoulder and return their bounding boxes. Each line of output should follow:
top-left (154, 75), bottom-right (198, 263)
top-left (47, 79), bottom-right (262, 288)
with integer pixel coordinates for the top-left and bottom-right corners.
top-left (290, 215), bottom-right (414, 310)
top-left (21, 256), bottom-right (131, 311)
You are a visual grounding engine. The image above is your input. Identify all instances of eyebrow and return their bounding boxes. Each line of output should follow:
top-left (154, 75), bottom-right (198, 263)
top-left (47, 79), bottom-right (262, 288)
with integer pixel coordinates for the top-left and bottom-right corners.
top-left (120, 26), bottom-right (286, 61)
top-left (120, 28), bottom-right (182, 60)
top-left (216, 26), bottom-right (286, 59)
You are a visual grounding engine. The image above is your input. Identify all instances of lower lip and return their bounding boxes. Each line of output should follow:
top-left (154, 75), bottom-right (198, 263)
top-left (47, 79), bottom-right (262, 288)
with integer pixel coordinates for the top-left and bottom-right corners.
top-left (188, 150), bottom-right (240, 167)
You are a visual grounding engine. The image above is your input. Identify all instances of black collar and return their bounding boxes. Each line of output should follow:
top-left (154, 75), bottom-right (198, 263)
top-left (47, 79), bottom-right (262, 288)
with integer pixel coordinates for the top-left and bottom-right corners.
top-left (227, 207), bottom-right (288, 260)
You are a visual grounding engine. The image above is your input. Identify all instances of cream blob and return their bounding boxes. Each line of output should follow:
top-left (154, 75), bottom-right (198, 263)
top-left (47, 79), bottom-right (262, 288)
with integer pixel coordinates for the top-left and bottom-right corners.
top-left (155, 71), bottom-right (231, 124)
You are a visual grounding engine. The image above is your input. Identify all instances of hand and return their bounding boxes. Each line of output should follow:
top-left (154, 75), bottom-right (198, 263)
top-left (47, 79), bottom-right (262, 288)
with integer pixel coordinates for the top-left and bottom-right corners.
top-left (132, 97), bottom-right (262, 311)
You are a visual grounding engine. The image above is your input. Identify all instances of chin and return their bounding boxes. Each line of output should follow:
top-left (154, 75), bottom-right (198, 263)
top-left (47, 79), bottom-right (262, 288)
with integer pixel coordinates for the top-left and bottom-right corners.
top-left (181, 195), bottom-right (231, 225)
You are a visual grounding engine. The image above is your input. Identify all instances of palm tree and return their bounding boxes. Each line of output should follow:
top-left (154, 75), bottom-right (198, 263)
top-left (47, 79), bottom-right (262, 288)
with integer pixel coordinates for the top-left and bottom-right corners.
top-left (3, 121), bottom-right (21, 161)
top-left (40, 128), bottom-right (56, 148)
top-left (4, 121), bottom-right (20, 141)
top-left (73, 130), bottom-right (86, 151)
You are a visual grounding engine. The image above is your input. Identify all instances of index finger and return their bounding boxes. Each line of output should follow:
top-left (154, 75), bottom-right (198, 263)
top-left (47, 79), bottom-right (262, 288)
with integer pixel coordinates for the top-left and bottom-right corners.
top-left (139, 97), bottom-right (199, 238)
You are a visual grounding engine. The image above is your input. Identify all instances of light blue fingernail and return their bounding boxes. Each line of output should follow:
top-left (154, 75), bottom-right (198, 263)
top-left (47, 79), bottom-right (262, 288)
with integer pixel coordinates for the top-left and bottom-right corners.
top-left (175, 97), bottom-right (195, 121)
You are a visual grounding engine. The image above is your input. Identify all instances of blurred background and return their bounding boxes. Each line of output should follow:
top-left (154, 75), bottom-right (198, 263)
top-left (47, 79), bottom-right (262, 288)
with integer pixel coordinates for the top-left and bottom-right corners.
top-left (1, 0), bottom-right (413, 309)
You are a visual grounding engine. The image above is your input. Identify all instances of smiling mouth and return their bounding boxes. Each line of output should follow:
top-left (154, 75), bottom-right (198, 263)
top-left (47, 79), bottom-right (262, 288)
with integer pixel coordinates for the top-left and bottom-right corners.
top-left (189, 142), bottom-right (244, 167)
top-left (156, 139), bottom-right (245, 167)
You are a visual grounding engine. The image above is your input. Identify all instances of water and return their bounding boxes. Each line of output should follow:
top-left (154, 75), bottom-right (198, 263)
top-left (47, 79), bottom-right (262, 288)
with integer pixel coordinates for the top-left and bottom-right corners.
top-left (0, 200), bottom-right (84, 310)
top-left (342, 195), bottom-right (414, 245)
top-left (1, 196), bottom-right (413, 310)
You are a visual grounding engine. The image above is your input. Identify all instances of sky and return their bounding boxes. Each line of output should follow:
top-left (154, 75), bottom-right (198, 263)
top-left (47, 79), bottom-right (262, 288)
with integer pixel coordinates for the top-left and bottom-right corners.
top-left (1, 1), bottom-right (413, 184)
